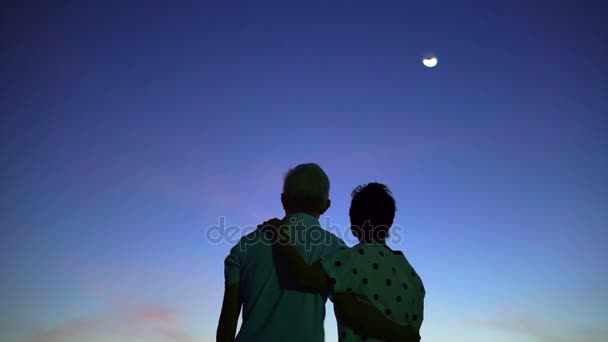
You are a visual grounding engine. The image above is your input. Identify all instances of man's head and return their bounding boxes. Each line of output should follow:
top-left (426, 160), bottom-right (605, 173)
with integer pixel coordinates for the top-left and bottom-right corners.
top-left (349, 182), bottom-right (396, 243)
top-left (281, 163), bottom-right (331, 218)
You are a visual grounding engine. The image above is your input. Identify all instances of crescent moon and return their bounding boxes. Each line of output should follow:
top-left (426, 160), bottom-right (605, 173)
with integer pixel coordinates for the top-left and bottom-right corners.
top-left (422, 57), bottom-right (438, 68)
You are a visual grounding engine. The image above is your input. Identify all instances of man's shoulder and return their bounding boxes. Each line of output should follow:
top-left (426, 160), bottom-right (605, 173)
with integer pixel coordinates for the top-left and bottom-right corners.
top-left (297, 227), bottom-right (345, 260)
top-left (228, 229), bottom-right (269, 254)
top-left (287, 213), bottom-right (345, 243)
top-left (304, 225), bottom-right (346, 247)
top-left (303, 223), bottom-right (343, 238)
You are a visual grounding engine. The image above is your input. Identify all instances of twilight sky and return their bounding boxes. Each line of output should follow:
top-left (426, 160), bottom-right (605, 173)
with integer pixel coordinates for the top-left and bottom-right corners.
top-left (1, 1), bottom-right (607, 341)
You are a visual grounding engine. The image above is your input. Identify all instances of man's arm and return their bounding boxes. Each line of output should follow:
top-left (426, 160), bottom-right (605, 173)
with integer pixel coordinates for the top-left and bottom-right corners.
top-left (216, 283), bottom-right (241, 342)
top-left (333, 292), bottom-right (420, 342)
top-left (270, 220), bottom-right (330, 293)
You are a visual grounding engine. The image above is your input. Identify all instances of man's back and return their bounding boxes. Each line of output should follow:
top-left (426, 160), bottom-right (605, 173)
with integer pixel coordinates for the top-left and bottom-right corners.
top-left (224, 213), bottom-right (345, 342)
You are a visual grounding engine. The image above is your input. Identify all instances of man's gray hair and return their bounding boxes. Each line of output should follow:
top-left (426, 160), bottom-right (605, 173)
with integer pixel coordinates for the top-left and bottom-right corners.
top-left (283, 163), bottom-right (330, 201)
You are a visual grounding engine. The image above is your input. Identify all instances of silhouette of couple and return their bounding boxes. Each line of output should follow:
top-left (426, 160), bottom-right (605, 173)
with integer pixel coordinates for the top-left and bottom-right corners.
top-left (217, 163), bottom-right (424, 342)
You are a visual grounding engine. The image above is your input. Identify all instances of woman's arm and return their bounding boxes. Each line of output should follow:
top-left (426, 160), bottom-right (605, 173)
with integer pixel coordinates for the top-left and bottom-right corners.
top-left (333, 292), bottom-right (420, 342)
top-left (267, 219), bottom-right (418, 341)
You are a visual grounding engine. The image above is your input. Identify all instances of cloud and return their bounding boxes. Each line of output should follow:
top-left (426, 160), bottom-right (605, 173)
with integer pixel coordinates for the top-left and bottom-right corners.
top-left (23, 304), bottom-right (195, 342)
top-left (576, 328), bottom-right (608, 342)
top-left (467, 315), bottom-right (608, 342)
top-left (71, 138), bottom-right (243, 212)
top-left (18, 265), bottom-right (207, 342)
top-left (346, 142), bottom-right (442, 163)
top-left (470, 317), bottom-right (567, 342)
top-left (199, 175), bottom-right (242, 210)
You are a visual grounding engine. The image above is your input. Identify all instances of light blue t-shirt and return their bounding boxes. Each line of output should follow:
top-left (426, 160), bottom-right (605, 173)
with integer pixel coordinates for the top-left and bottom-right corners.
top-left (224, 213), bottom-right (346, 342)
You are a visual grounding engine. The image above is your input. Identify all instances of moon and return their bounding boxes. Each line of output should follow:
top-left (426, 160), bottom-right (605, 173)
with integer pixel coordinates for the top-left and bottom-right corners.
top-left (422, 57), bottom-right (438, 68)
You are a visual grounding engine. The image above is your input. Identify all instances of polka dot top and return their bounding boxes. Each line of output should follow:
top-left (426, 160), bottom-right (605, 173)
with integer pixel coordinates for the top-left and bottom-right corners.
top-left (320, 243), bottom-right (425, 342)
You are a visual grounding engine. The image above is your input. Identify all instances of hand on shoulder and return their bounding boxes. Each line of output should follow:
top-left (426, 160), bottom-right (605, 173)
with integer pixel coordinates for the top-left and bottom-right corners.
top-left (257, 218), bottom-right (288, 243)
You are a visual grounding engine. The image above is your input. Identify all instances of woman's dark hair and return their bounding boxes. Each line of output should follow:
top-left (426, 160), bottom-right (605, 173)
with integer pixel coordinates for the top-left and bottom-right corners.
top-left (349, 182), bottom-right (396, 242)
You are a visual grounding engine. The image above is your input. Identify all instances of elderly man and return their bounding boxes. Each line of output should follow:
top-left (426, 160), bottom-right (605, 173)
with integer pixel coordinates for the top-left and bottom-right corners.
top-left (217, 163), bottom-right (415, 342)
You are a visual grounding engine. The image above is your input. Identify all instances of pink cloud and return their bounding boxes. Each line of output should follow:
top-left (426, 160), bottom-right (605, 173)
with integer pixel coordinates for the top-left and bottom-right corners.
top-left (109, 166), bottom-right (243, 212)
top-left (24, 303), bottom-right (195, 342)
top-left (470, 317), bottom-right (567, 342)
top-left (70, 141), bottom-right (243, 211)
top-left (346, 142), bottom-right (442, 163)
top-left (201, 179), bottom-right (241, 209)
top-left (133, 307), bottom-right (175, 325)
top-left (147, 175), bottom-right (193, 203)
top-left (250, 161), bottom-right (285, 194)
top-left (466, 315), bottom-right (608, 342)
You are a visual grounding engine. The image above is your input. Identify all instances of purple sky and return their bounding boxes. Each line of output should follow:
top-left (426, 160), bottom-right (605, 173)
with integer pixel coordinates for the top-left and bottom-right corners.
top-left (1, 1), bottom-right (607, 341)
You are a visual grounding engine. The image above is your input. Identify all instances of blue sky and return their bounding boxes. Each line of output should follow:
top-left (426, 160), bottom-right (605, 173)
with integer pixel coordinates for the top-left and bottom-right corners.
top-left (1, 1), bottom-right (607, 341)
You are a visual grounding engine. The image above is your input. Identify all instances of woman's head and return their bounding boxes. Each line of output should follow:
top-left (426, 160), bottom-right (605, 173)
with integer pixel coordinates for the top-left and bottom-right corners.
top-left (349, 182), bottom-right (396, 243)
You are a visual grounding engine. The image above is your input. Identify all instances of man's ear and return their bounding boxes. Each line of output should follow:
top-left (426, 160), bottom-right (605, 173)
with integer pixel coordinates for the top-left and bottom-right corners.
top-left (319, 199), bottom-right (331, 215)
top-left (281, 193), bottom-right (288, 211)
